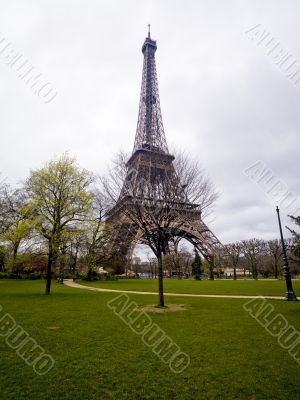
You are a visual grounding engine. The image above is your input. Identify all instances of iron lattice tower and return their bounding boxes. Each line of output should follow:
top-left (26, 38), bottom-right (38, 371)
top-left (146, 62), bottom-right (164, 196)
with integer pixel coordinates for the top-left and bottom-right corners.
top-left (106, 29), bottom-right (221, 264)
top-left (133, 29), bottom-right (168, 154)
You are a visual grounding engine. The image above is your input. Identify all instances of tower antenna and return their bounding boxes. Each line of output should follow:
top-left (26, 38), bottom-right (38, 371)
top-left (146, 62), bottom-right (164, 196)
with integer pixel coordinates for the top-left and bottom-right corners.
top-left (148, 24), bottom-right (151, 38)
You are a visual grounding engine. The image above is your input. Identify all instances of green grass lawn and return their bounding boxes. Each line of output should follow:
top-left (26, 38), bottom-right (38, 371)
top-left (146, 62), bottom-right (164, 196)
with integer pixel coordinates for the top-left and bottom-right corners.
top-left (1, 279), bottom-right (300, 400)
top-left (79, 278), bottom-right (300, 297)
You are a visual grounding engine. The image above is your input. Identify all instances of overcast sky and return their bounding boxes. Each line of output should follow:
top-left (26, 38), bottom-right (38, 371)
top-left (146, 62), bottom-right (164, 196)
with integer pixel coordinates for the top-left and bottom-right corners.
top-left (1, 0), bottom-right (299, 249)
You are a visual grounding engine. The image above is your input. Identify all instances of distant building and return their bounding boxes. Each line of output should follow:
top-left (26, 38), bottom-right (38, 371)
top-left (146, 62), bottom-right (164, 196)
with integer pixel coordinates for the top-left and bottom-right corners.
top-left (223, 267), bottom-right (246, 277)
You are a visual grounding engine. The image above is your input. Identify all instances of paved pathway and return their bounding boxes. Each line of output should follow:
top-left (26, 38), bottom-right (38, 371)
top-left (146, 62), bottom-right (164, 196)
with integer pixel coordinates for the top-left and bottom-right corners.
top-left (64, 280), bottom-right (293, 300)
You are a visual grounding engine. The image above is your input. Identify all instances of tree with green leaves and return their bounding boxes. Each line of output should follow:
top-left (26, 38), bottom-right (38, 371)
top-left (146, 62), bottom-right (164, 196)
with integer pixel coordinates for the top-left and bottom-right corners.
top-left (0, 186), bottom-right (35, 270)
top-left (26, 154), bottom-right (94, 294)
top-left (287, 215), bottom-right (300, 269)
top-left (0, 245), bottom-right (7, 272)
top-left (192, 249), bottom-right (202, 280)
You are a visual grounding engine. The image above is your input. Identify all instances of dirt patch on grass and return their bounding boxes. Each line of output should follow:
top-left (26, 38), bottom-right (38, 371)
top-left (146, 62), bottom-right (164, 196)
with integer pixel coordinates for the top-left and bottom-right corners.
top-left (139, 304), bottom-right (187, 313)
top-left (47, 326), bottom-right (60, 330)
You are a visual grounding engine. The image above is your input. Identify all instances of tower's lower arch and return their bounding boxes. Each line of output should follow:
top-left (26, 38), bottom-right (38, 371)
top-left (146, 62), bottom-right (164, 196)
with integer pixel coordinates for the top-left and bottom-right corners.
top-left (106, 217), bottom-right (222, 266)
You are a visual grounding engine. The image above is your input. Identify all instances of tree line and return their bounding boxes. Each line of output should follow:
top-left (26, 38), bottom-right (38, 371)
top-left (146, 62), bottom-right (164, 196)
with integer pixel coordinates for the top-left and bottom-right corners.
top-left (130, 237), bottom-right (300, 280)
top-left (0, 153), bottom-right (299, 301)
top-left (0, 150), bottom-right (218, 304)
top-left (0, 154), bottom-right (111, 294)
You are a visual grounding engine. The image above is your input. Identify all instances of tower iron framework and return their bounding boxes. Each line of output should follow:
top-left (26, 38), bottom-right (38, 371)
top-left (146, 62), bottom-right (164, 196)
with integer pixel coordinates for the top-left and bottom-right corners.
top-left (106, 31), bottom-right (222, 266)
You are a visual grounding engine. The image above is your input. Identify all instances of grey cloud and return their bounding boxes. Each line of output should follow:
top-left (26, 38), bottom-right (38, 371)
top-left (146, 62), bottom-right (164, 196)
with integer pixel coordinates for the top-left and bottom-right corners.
top-left (0, 0), bottom-right (299, 246)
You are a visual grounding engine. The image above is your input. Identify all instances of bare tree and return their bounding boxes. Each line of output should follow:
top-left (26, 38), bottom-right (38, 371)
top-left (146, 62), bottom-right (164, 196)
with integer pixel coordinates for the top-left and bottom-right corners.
top-left (223, 242), bottom-right (242, 280)
top-left (266, 239), bottom-right (282, 279)
top-left (67, 230), bottom-right (86, 276)
top-left (164, 239), bottom-right (192, 278)
top-left (102, 151), bottom-right (217, 306)
top-left (242, 239), bottom-right (265, 280)
top-left (82, 189), bottom-right (111, 280)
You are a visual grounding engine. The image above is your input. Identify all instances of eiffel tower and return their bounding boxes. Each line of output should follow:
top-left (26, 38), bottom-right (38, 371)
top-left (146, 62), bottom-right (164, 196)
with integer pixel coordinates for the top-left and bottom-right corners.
top-left (106, 28), bottom-right (221, 265)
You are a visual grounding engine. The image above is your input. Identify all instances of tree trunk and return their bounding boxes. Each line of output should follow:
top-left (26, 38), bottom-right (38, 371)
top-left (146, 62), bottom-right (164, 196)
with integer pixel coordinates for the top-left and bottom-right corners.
top-left (12, 241), bottom-right (20, 271)
top-left (251, 265), bottom-right (255, 279)
top-left (233, 266), bottom-right (237, 280)
top-left (87, 267), bottom-right (92, 281)
top-left (72, 246), bottom-right (79, 276)
top-left (274, 262), bottom-right (278, 279)
top-left (72, 256), bottom-right (77, 276)
top-left (157, 253), bottom-right (165, 307)
top-left (252, 264), bottom-right (258, 280)
top-left (58, 249), bottom-right (66, 284)
top-left (209, 261), bottom-right (214, 280)
top-left (45, 242), bottom-right (53, 295)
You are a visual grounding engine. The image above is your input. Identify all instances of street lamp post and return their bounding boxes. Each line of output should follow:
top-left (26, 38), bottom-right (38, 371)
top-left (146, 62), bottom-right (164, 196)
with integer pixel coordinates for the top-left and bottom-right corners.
top-left (276, 206), bottom-right (298, 301)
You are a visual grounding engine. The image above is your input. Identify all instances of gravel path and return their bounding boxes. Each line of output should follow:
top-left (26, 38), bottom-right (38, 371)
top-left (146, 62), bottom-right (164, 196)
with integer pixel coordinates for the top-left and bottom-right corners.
top-left (64, 280), bottom-right (292, 300)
